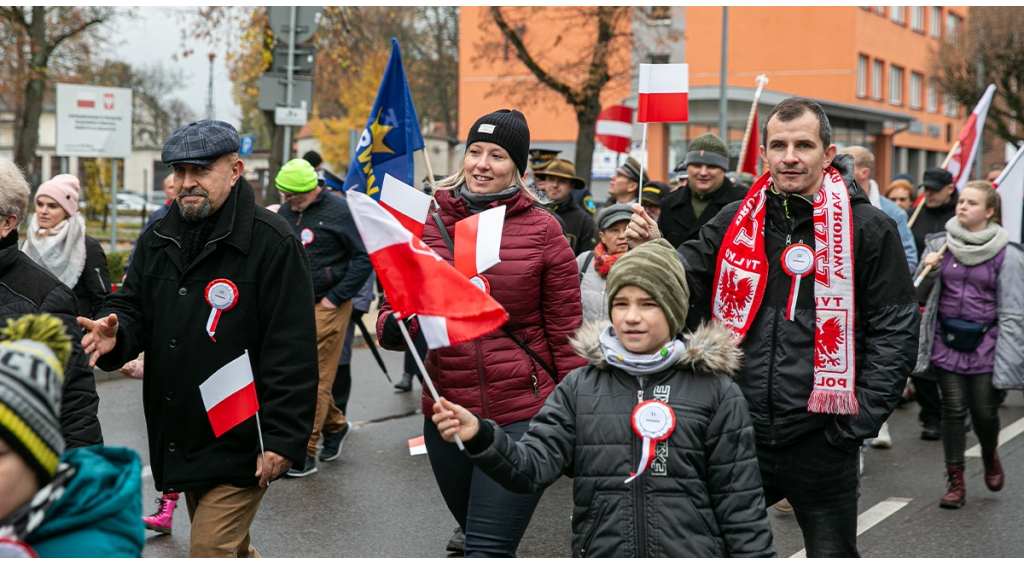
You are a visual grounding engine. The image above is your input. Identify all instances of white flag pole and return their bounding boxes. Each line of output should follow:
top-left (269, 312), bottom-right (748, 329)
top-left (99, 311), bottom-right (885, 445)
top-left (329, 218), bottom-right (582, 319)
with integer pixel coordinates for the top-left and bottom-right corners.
top-left (637, 122), bottom-right (649, 205)
top-left (255, 412), bottom-right (266, 459)
top-left (395, 313), bottom-right (465, 451)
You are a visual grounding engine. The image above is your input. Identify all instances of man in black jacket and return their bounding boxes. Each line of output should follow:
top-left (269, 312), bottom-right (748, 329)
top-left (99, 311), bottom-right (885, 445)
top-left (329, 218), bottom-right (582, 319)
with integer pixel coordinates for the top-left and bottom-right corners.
top-left (0, 157), bottom-right (103, 449)
top-left (79, 121), bottom-right (319, 557)
top-left (625, 98), bottom-right (920, 557)
top-left (275, 158), bottom-right (372, 476)
top-left (538, 158), bottom-right (597, 256)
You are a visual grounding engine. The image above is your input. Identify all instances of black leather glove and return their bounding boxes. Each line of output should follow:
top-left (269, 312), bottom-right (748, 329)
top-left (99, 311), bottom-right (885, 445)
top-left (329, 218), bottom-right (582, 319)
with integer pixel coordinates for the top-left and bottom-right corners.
top-left (380, 315), bottom-right (406, 348)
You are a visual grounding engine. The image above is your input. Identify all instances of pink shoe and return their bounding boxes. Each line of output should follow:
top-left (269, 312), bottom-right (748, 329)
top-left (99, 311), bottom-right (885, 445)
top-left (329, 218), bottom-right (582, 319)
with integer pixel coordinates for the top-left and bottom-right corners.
top-left (142, 493), bottom-right (177, 534)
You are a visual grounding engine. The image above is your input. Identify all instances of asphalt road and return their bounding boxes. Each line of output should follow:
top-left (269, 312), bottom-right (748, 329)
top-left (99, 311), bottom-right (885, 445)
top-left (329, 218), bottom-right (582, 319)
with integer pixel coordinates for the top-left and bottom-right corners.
top-left (95, 346), bottom-right (1024, 558)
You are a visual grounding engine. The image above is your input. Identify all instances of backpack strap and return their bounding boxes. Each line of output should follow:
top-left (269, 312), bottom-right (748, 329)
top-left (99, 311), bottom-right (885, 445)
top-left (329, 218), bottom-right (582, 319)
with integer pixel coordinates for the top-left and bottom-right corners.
top-left (579, 251), bottom-right (594, 283)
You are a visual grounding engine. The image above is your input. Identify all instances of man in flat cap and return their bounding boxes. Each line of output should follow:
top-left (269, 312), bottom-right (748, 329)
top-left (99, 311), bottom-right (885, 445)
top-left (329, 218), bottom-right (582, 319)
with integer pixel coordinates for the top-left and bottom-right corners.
top-left (78, 120), bottom-right (319, 557)
top-left (604, 156), bottom-right (647, 207)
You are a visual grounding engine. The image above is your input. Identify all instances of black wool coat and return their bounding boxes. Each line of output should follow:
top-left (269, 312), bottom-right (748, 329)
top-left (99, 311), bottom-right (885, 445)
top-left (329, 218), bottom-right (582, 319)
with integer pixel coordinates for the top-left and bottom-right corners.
top-left (657, 176), bottom-right (748, 249)
top-left (96, 178), bottom-right (319, 492)
top-left (546, 196), bottom-right (597, 256)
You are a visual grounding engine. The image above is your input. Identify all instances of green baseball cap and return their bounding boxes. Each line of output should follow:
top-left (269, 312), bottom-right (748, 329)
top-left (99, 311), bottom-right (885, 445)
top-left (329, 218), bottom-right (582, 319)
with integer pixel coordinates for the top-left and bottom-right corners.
top-left (276, 158), bottom-right (319, 193)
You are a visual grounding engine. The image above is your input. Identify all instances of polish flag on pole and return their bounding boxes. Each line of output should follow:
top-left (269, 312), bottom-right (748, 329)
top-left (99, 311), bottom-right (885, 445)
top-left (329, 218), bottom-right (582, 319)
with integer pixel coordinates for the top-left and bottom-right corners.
top-left (595, 105), bottom-right (634, 153)
top-left (454, 206), bottom-right (504, 278)
top-left (740, 110), bottom-right (759, 175)
top-left (993, 144), bottom-right (1024, 244)
top-left (379, 174), bottom-right (432, 238)
top-left (347, 191), bottom-right (508, 349)
top-left (199, 352), bottom-right (260, 438)
top-left (946, 84), bottom-right (996, 189)
top-left (637, 64), bottom-right (689, 123)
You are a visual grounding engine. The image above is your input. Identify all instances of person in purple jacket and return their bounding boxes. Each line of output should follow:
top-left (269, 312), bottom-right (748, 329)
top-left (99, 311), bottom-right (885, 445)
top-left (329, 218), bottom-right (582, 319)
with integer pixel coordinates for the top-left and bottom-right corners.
top-left (913, 180), bottom-right (1024, 510)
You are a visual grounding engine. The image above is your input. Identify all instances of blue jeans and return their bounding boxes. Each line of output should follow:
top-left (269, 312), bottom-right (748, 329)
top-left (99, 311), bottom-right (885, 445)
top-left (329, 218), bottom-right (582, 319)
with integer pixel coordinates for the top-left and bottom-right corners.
top-left (423, 417), bottom-right (544, 557)
top-left (759, 430), bottom-right (860, 557)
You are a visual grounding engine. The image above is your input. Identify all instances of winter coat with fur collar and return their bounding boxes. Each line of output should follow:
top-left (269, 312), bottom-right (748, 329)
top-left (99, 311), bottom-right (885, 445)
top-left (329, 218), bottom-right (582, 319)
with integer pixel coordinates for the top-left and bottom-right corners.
top-left (462, 321), bottom-right (775, 558)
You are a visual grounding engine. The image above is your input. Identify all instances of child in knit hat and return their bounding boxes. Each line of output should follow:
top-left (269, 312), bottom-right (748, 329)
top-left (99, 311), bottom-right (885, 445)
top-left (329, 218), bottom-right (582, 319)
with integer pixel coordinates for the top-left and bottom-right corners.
top-left (431, 239), bottom-right (774, 557)
top-left (0, 314), bottom-right (144, 557)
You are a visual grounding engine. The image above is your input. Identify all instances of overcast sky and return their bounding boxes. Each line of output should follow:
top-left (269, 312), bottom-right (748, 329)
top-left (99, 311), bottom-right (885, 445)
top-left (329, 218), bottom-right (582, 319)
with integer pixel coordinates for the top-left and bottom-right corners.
top-left (111, 6), bottom-right (242, 128)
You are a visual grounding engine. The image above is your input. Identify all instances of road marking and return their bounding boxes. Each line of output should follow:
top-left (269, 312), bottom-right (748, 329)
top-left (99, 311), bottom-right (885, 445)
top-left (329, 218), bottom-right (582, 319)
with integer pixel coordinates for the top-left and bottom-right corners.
top-left (965, 415), bottom-right (1024, 458)
top-left (789, 497), bottom-right (911, 558)
top-left (142, 465), bottom-right (152, 479)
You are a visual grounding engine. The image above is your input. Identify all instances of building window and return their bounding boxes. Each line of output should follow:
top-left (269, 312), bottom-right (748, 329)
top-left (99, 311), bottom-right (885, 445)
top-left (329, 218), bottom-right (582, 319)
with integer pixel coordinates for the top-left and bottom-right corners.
top-left (930, 7), bottom-right (941, 38)
top-left (909, 72), bottom-right (923, 109)
top-left (947, 12), bottom-right (963, 41)
top-left (889, 65), bottom-right (903, 105)
top-left (645, 6), bottom-right (672, 25)
top-left (891, 6), bottom-right (905, 25)
top-left (944, 94), bottom-right (959, 118)
top-left (911, 6), bottom-right (924, 32)
top-left (857, 55), bottom-right (868, 98)
top-left (875, 6), bottom-right (885, 16)
top-left (648, 53), bottom-right (670, 64)
top-left (927, 80), bottom-right (938, 113)
top-left (872, 60), bottom-right (884, 100)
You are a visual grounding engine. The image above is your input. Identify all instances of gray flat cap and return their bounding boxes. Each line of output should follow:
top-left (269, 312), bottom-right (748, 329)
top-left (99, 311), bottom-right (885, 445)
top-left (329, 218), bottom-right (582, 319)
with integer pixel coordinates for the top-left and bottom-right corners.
top-left (597, 203), bottom-right (635, 231)
top-left (162, 120), bottom-right (241, 166)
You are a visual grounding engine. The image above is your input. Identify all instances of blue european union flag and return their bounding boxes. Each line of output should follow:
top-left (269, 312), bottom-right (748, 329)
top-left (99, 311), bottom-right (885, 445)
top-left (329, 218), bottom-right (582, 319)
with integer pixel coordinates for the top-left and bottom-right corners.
top-left (343, 38), bottom-right (425, 199)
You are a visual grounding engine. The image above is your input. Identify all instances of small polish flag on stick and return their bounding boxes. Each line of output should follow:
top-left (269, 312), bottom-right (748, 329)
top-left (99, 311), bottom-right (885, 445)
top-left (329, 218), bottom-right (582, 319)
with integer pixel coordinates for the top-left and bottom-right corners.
top-left (408, 435), bottom-right (427, 456)
top-left (199, 351), bottom-right (261, 442)
top-left (379, 174), bottom-right (432, 238)
top-left (454, 206), bottom-right (505, 278)
top-left (638, 63), bottom-right (689, 123)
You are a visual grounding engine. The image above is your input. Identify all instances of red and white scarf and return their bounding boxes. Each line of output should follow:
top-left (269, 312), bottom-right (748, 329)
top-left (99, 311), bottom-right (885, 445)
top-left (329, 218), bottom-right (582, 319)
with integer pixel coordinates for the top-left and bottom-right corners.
top-left (712, 168), bottom-right (858, 415)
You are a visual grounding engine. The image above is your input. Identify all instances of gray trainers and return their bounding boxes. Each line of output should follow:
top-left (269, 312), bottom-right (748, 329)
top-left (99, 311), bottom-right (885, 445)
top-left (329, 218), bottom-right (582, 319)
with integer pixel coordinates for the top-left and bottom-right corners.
top-left (285, 455), bottom-right (317, 478)
top-left (320, 423), bottom-right (351, 462)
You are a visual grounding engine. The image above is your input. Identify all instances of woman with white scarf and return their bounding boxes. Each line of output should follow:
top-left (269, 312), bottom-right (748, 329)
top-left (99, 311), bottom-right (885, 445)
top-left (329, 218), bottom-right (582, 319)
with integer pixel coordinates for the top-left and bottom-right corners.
top-left (914, 180), bottom-right (1024, 510)
top-left (21, 174), bottom-right (111, 318)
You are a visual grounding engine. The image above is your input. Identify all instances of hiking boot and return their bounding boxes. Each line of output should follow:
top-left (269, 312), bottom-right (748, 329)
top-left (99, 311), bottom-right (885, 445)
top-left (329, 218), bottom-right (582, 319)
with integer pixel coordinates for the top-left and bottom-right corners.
top-left (394, 372), bottom-right (414, 392)
top-left (446, 527), bottom-right (465, 553)
top-left (285, 455), bottom-right (318, 478)
top-left (939, 467), bottom-right (966, 509)
top-left (983, 449), bottom-right (1004, 492)
top-left (869, 422), bottom-right (892, 448)
top-left (320, 423), bottom-right (351, 462)
top-left (143, 493), bottom-right (178, 534)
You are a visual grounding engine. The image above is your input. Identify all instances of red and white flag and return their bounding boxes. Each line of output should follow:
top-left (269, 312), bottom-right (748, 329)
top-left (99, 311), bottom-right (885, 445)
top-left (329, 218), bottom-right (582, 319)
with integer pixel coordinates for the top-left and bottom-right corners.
top-left (408, 435), bottom-right (427, 456)
top-left (595, 105), bottom-right (634, 153)
top-left (454, 206), bottom-right (504, 278)
top-left (993, 144), bottom-right (1024, 244)
top-left (76, 92), bottom-right (96, 109)
top-left (946, 84), bottom-right (996, 190)
top-left (199, 352), bottom-right (259, 438)
top-left (638, 63), bottom-right (689, 123)
top-left (740, 111), bottom-right (759, 176)
top-left (347, 191), bottom-right (508, 349)
top-left (379, 173), bottom-right (432, 238)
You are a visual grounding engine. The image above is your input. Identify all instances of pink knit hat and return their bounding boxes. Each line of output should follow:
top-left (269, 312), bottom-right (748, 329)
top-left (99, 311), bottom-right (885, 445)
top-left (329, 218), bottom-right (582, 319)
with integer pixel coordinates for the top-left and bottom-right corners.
top-left (36, 174), bottom-right (81, 218)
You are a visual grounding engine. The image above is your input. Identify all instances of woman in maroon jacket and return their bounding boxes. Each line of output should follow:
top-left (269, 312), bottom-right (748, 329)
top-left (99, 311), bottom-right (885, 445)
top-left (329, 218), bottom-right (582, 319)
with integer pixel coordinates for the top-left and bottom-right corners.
top-left (378, 109), bottom-right (585, 556)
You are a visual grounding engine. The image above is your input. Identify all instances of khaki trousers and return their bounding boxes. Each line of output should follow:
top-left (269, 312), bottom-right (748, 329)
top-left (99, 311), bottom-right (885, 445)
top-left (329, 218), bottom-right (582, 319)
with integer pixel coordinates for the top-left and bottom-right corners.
top-left (308, 300), bottom-right (353, 456)
top-left (185, 484), bottom-right (267, 557)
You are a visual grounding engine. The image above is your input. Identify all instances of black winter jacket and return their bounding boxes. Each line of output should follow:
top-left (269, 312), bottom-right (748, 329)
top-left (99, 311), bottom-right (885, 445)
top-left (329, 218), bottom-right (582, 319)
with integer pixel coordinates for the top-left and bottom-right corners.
top-left (96, 178), bottom-right (319, 492)
top-left (464, 322), bottom-right (775, 558)
top-left (658, 176), bottom-right (748, 248)
top-left (73, 236), bottom-right (111, 318)
top-left (676, 154), bottom-right (920, 450)
top-left (545, 196), bottom-right (597, 256)
top-left (277, 190), bottom-right (372, 305)
top-left (0, 233), bottom-right (103, 448)
top-left (908, 196), bottom-right (957, 259)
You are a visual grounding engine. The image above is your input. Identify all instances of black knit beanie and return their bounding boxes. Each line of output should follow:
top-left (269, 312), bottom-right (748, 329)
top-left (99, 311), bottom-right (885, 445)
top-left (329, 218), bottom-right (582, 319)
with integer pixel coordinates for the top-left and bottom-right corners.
top-left (466, 109), bottom-right (531, 175)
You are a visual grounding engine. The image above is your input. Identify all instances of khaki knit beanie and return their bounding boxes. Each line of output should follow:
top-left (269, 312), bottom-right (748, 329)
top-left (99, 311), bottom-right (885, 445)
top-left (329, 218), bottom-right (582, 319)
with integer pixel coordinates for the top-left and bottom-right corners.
top-left (606, 239), bottom-right (690, 337)
top-left (683, 133), bottom-right (730, 171)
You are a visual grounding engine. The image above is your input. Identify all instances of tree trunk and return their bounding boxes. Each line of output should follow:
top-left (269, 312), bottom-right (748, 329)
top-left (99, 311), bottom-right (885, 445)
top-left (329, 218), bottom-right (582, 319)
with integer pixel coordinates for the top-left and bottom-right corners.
top-left (15, 7), bottom-right (49, 185)
top-left (263, 109), bottom-right (282, 206)
top-left (573, 96), bottom-right (602, 185)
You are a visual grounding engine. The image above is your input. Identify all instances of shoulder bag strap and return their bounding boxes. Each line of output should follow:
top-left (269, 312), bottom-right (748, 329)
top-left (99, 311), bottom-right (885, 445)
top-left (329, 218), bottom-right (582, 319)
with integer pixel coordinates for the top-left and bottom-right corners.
top-left (579, 251), bottom-right (594, 283)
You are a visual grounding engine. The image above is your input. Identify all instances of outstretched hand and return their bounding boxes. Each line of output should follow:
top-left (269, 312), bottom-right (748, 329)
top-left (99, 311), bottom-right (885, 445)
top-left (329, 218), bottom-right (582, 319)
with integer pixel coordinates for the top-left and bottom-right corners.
top-left (77, 314), bottom-right (119, 367)
top-left (624, 204), bottom-right (660, 249)
top-left (432, 397), bottom-right (480, 443)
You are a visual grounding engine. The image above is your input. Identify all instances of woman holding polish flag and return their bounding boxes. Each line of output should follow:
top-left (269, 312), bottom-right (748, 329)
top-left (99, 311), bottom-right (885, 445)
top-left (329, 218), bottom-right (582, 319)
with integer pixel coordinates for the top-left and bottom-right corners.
top-left (376, 109), bottom-right (586, 557)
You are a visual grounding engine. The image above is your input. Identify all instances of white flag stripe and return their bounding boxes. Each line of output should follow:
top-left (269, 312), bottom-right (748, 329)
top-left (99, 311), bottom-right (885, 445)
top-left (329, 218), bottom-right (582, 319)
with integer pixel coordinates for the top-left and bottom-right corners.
top-left (381, 174), bottom-right (432, 224)
top-left (596, 120), bottom-right (633, 138)
top-left (957, 84), bottom-right (996, 190)
top-left (475, 206), bottom-right (505, 274)
top-left (418, 315), bottom-right (450, 348)
top-left (995, 145), bottom-right (1024, 245)
top-left (199, 352), bottom-right (255, 412)
top-left (348, 191), bottom-right (413, 254)
top-left (638, 64), bottom-right (689, 94)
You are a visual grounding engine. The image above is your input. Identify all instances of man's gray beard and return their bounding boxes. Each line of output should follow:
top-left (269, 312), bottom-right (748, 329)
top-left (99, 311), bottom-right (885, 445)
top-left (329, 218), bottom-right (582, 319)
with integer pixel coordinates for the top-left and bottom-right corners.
top-left (178, 188), bottom-right (212, 222)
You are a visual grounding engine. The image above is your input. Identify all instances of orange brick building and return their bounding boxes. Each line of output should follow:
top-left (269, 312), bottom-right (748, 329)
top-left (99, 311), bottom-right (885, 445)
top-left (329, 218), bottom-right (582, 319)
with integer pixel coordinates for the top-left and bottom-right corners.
top-left (460, 6), bottom-right (970, 197)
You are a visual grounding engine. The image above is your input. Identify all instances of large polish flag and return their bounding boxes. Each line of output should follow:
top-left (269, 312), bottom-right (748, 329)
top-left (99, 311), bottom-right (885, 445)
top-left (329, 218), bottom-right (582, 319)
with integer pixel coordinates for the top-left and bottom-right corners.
top-left (379, 174), bottom-right (432, 238)
top-left (946, 84), bottom-right (996, 190)
top-left (347, 191), bottom-right (508, 349)
top-left (993, 144), bottom-right (1024, 244)
top-left (454, 206), bottom-right (504, 278)
top-left (638, 63), bottom-right (689, 123)
top-left (199, 352), bottom-right (259, 438)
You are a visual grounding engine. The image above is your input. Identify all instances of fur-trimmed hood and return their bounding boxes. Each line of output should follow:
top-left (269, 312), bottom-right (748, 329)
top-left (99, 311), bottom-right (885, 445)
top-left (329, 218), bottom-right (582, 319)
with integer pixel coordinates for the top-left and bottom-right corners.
top-left (570, 320), bottom-right (742, 376)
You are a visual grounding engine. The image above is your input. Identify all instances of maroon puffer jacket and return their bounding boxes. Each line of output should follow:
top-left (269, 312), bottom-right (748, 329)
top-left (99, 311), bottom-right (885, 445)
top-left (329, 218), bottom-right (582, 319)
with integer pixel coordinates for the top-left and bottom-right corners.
top-left (377, 187), bottom-right (586, 425)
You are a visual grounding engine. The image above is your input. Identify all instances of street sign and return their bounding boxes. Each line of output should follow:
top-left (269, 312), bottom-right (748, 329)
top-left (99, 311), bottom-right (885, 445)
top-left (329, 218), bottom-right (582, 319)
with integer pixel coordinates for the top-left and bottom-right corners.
top-left (239, 135), bottom-right (255, 156)
top-left (257, 73), bottom-right (314, 111)
top-left (595, 105), bottom-right (634, 154)
top-left (275, 106), bottom-right (308, 127)
top-left (55, 83), bottom-right (133, 158)
top-left (271, 45), bottom-right (316, 75)
top-left (268, 6), bottom-right (323, 45)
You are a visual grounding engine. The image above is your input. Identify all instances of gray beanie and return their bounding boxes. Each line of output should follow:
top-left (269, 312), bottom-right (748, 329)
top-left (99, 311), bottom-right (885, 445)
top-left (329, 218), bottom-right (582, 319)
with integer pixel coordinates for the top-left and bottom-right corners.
top-left (683, 133), bottom-right (730, 171)
top-left (606, 239), bottom-right (690, 337)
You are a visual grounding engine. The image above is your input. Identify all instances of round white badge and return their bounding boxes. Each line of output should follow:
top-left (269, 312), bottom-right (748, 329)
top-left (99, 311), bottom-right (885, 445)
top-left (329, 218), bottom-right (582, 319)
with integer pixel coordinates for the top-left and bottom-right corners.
top-left (207, 282), bottom-right (236, 310)
top-left (631, 400), bottom-right (676, 440)
top-left (469, 275), bottom-right (490, 294)
top-left (300, 228), bottom-right (315, 247)
top-left (782, 244), bottom-right (815, 277)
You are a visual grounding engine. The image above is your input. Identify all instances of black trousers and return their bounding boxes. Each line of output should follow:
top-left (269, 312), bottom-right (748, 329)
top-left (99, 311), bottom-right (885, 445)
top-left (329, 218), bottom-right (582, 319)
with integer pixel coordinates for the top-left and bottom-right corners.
top-left (913, 375), bottom-right (943, 429)
top-left (934, 367), bottom-right (1000, 468)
